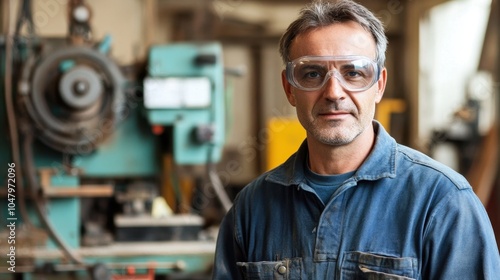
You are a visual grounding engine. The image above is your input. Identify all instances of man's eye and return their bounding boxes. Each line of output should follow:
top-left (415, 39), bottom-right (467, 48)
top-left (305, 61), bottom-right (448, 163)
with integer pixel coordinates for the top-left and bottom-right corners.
top-left (305, 71), bottom-right (321, 78)
top-left (345, 71), bottom-right (362, 77)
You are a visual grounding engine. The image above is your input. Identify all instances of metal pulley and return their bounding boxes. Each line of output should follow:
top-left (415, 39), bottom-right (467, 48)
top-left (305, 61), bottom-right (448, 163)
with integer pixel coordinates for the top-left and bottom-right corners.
top-left (18, 46), bottom-right (126, 154)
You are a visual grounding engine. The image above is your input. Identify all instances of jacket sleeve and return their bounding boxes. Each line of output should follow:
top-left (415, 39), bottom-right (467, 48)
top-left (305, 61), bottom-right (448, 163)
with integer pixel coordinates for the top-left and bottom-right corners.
top-left (212, 204), bottom-right (245, 280)
top-left (422, 188), bottom-right (500, 279)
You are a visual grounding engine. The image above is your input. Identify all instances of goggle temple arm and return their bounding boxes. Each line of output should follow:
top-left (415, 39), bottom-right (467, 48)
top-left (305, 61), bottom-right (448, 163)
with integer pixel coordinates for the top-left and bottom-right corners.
top-left (285, 62), bottom-right (297, 88)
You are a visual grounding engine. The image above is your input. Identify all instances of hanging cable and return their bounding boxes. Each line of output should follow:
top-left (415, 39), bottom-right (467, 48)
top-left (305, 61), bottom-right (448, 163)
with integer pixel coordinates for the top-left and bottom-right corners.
top-left (14, 0), bottom-right (35, 36)
top-left (4, 0), bottom-right (33, 228)
top-left (208, 164), bottom-right (233, 213)
top-left (22, 128), bottom-right (84, 265)
top-left (207, 144), bottom-right (232, 213)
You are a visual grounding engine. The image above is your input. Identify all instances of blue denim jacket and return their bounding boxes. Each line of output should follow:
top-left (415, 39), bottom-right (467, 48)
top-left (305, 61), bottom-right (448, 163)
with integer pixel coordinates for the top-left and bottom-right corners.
top-left (213, 122), bottom-right (500, 279)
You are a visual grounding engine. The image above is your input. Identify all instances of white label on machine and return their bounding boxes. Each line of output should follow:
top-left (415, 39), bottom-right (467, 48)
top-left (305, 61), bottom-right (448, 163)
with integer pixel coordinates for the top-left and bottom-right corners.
top-left (144, 77), bottom-right (211, 109)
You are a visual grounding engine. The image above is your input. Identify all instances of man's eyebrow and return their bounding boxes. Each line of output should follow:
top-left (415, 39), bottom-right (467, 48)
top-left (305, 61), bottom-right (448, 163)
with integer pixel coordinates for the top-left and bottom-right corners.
top-left (297, 63), bottom-right (327, 70)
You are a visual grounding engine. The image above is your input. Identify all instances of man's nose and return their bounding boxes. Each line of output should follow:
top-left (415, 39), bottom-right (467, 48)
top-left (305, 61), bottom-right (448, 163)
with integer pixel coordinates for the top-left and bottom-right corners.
top-left (322, 72), bottom-right (346, 100)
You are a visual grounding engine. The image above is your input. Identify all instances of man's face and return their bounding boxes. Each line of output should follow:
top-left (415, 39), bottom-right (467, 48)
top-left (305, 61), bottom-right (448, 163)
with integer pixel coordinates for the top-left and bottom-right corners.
top-left (282, 21), bottom-right (387, 147)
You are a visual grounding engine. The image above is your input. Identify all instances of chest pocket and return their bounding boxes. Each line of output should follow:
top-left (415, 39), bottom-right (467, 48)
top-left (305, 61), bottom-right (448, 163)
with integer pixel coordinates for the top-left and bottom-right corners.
top-left (341, 251), bottom-right (418, 280)
top-left (237, 258), bottom-right (302, 280)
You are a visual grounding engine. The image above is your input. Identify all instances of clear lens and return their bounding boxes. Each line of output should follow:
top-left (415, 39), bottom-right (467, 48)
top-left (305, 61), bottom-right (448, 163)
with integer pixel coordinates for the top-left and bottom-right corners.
top-left (286, 56), bottom-right (379, 92)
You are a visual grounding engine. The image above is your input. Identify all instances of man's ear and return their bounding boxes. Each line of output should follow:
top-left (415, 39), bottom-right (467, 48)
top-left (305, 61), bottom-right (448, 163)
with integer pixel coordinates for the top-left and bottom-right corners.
top-left (282, 70), bottom-right (296, 107)
top-left (375, 67), bottom-right (387, 104)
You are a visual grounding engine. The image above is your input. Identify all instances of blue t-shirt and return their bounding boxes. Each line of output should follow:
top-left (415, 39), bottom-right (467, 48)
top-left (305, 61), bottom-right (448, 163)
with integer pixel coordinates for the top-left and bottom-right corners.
top-left (304, 163), bottom-right (355, 204)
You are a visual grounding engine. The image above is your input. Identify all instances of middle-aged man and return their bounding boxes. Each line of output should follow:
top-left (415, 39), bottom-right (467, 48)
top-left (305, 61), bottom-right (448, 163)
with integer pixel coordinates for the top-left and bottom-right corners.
top-left (213, 0), bottom-right (500, 279)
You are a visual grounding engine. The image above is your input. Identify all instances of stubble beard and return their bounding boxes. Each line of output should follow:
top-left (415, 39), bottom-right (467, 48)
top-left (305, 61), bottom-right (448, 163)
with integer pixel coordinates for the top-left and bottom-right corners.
top-left (301, 101), bottom-right (366, 146)
top-left (308, 119), bottom-right (364, 146)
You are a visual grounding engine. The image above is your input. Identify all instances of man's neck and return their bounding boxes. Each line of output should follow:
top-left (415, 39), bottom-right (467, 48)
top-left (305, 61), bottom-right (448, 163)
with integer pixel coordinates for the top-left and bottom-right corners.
top-left (307, 124), bottom-right (376, 175)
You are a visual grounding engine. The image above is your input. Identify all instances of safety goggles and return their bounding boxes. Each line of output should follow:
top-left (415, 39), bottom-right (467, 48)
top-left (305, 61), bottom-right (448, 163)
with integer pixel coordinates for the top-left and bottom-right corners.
top-left (285, 55), bottom-right (380, 92)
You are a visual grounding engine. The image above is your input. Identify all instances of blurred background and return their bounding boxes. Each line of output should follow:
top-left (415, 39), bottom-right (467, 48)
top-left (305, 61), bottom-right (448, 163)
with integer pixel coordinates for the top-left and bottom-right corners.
top-left (0, 0), bottom-right (499, 279)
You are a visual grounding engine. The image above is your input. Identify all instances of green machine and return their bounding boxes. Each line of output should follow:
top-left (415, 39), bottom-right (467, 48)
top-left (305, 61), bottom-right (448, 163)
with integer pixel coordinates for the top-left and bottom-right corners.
top-left (0, 36), bottom-right (228, 279)
top-left (144, 43), bottom-right (225, 165)
top-left (0, 2), bottom-right (233, 278)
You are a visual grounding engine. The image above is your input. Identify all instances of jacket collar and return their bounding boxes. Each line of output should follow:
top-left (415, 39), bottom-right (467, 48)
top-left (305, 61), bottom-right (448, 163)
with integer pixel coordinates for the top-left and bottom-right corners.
top-left (266, 121), bottom-right (397, 186)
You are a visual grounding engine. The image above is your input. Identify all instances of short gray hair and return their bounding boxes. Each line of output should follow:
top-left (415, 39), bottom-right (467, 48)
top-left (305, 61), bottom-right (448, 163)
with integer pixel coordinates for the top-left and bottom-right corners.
top-left (278, 0), bottom-right (387, 69)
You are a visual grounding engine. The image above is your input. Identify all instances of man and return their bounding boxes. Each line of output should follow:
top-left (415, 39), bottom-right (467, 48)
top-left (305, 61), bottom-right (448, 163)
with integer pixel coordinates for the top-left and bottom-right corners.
top-left (213, 0), bottom-right (500, 279)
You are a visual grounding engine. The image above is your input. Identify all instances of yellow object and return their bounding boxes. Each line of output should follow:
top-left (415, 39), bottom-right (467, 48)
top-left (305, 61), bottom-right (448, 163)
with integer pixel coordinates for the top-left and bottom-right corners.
top-left (152, 196), bottom-right (174, 218)
top-left (376, 99), bottom-right (406, 133)
top-left (266, 117), bottom-right (306, 171)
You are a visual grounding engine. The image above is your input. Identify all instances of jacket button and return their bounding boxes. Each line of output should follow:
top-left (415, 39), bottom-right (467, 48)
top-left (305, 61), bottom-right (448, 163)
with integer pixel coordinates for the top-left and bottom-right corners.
top-left (277, 265), bottom-right (287, 274)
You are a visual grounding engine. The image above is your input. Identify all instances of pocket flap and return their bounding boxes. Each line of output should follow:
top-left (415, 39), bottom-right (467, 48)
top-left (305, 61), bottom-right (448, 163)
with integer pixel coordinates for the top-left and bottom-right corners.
top-left (341, 251), bottom-right (418, 279)
top-left (236, 258), bottom-right (302, 279)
